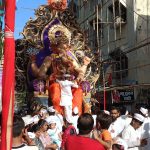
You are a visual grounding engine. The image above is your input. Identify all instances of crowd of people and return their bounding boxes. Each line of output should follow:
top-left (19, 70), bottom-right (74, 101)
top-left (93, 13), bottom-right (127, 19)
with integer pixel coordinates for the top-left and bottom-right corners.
top-left (9, 103), bottom-right (150, 150)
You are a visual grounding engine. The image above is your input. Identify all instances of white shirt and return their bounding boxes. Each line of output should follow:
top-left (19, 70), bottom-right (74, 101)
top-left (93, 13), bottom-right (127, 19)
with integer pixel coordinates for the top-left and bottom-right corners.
top-left (120, 115), bottom-right (132, 129)
top-left (12, 144), bottom-right (38, 150)
top-left (47, 127), bottom-right (61, 147)
top-left (72, 115), bottom-right (79, 133)
top-left (92, 115), bottom-right (97, 128)
top-left (114, 137), bottom-right (128, 150)
top-left (108, 117), bottom-right (124, 138)
top-left (56, 79), bottom-right (78, 106)
top-left (55, 114), bottom-right (64, 132)
top-left (137, 117), bottom-right (150, 150)
top-left (122, 125), bottom-right (141, 150)
top-left (108, 115), bottom-right (132, 139)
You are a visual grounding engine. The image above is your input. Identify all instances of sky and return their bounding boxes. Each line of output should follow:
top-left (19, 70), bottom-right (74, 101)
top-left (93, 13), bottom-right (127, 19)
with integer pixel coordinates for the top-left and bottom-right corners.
top-left (15, 0), bottom-right (47, 39)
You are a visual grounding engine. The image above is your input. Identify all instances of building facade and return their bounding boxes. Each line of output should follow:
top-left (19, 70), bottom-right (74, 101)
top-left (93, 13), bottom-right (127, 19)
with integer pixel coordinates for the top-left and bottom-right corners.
top-left (76, 0), bottom-right (150, 110)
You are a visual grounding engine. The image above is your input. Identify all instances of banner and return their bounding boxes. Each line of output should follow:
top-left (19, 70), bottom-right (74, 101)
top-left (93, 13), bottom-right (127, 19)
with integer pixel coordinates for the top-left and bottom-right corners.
top-left (1, 0), bottom-right (16, 150)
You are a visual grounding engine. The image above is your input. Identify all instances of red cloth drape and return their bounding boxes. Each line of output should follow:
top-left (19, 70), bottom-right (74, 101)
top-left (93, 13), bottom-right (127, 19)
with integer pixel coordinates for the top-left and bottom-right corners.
top-left (49, 82), bottom-right (63, 114)
top-left (1, 0), bottom-right (16, 150)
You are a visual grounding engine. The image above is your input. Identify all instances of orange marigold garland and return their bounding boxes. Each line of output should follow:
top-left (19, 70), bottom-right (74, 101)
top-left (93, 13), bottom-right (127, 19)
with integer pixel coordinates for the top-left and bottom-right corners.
top-left (47, 0), bottom-right (67, 11)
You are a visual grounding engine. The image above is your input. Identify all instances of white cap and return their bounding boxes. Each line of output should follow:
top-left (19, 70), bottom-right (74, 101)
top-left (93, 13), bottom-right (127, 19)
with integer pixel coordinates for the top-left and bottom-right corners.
top-left (64, 74), bottom-right (71, 77)
top-left (140, 107), bottom-right (148, 117)
top-left (73, 107), bottom-right (79, 114)
top-left (49, 118), bottom-right (57, 124)
top-left (40, 109), bottom-right (47, 114)
top-left (48, 106), bottom-right (55, 112)
top-left (133, 113), bottom-right (145, 122)
top-left (46, 116), bottom-right (51, 124)
top-left (103, 110), bottom-right (110, 115)
top-left (46, 116), bottom-right (57, 125)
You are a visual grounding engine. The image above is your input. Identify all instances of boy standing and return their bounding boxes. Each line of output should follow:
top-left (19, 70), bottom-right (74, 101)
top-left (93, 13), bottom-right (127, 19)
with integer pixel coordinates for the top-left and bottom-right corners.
top-left (56, 74), bottom-right (78, 123)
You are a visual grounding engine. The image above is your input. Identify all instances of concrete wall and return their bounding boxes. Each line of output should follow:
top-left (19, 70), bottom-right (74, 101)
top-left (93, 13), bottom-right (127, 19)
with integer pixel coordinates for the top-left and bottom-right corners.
top-left (78, 0), bottom-right (150, 83)
top-left (134, 0), bottom-right (150, 84)
top-left (76, 0), bottom-right (150, 105)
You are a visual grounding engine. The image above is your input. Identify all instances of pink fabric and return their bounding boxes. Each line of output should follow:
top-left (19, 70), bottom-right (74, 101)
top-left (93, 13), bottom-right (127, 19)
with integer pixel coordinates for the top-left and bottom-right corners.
top-left (39, 132), bottom-right (53, 148)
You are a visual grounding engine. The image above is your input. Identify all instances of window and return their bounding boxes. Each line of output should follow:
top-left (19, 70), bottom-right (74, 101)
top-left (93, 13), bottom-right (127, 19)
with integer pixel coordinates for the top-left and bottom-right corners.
top-left (109, 48), bottom-right (128, 79)
top-left (89, 18), bottom-right (101, 31)
top-left (108, 0), bottom-right (127, 27)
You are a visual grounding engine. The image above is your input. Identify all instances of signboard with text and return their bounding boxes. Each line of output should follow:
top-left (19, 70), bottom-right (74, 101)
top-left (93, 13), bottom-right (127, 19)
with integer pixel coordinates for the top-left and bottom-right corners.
top-left (112, 89), bottom-right (134, 102)
top-left (119, 89), bottom-right (134, 101)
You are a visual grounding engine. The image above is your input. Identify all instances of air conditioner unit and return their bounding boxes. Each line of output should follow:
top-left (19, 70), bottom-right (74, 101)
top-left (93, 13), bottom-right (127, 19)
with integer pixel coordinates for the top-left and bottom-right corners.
top-left (115, 16), bottom-right (125, 28)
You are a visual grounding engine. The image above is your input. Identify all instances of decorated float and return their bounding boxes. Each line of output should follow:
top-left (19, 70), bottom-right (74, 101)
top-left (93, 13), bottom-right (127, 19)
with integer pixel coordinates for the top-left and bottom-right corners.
top-left (15, 0), bottom-right (100, 116)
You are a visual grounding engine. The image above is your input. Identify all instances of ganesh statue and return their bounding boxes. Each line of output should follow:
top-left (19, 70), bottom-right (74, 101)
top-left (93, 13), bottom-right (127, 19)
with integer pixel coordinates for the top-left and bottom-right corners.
top-left (16, 2), bottom-right (100, 116)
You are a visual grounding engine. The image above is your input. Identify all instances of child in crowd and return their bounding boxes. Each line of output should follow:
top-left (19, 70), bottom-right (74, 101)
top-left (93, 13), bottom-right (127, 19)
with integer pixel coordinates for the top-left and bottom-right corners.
top-left (47, 106), bottom-right (64, 132)
top-left (38, 119), bottom-right (58, 150)
top-left (93, 113), bottom-right (112, 150)
top-left (47, 118), bottom-right (62, 149)
top-left (31, 124), bottom-right (45, 150)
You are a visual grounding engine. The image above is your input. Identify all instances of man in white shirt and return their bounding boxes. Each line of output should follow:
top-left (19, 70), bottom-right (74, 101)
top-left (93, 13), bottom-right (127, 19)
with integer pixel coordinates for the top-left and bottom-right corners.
top-left (56, 74), bottom-right (78, 123)
top-left (109, 106), bottom-right (132, 139)
top-left (122, 113), bottom-right (147, 150)
top-left (108, 106), bottom-right (123, 138)
top-left (137, 107), bottom-right (150, 150)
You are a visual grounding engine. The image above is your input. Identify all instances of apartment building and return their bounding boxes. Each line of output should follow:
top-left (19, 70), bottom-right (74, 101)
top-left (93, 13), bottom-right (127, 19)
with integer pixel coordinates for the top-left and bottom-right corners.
top-left (76, 0), bottom-right (150, 110)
